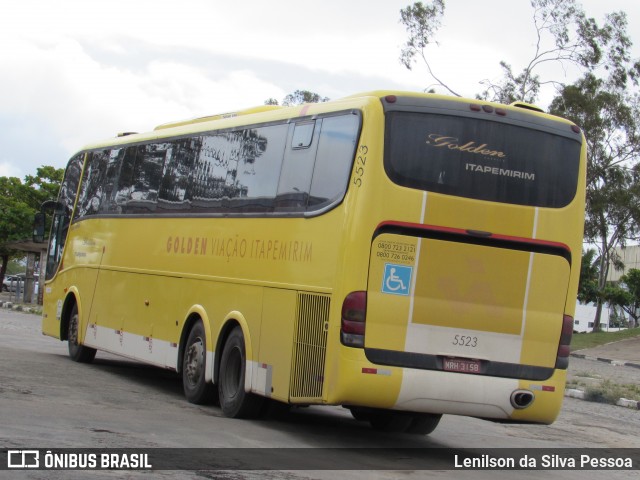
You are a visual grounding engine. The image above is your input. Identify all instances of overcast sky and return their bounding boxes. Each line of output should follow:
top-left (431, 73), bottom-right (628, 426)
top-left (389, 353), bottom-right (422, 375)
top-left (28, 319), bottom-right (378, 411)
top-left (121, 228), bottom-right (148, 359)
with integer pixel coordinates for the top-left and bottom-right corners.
top-left (1, 0), bottom-right (638, 179)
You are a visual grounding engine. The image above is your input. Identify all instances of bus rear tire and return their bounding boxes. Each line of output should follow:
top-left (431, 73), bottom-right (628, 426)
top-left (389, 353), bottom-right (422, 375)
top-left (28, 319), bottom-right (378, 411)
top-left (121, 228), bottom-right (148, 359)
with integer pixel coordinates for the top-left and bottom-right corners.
top-left (67, 304), bottom-right (96, 363)
top-left (182, 320), bottom-right (216, 404)
top-left (218, 326), bottom-right (264, 418)
top-left (368, 410), bottom-right (413, 433)
top-left (405, 413), bottom-right (442, 435)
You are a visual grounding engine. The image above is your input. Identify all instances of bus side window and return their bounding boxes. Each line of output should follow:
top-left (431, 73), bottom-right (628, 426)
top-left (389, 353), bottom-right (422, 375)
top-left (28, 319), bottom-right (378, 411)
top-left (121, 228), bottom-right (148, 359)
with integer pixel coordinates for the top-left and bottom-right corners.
top-left (275, 121), bottom-right (319, 212)
top-left (112, 147), bottom-right (138, 212)
top-left (76, 151), bottom-right (108, 219)
top-left (126, 143), bottom-right (168, 213)
top-left (229, 125), bottom-right (287, 213)
top-left (46, 153), bottom-right (83, 279)
top-left (308, 114), bottom-right (360, 210)
top-left (158, 138), bottom-right (195, 213)
top-left (100, 148), bottom-right (126, 214)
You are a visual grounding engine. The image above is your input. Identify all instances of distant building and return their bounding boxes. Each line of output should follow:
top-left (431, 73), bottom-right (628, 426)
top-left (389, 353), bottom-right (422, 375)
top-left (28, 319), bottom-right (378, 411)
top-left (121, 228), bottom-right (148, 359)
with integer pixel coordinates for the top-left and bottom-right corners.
top-left (574, 301), bottom-right (627, 333)
top-left (606, 245), bottom-right (640, 282)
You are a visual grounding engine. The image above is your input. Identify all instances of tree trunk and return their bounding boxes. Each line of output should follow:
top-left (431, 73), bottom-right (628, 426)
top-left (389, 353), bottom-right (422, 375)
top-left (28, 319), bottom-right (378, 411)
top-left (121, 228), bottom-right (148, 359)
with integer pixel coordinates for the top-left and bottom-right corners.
top-left (593, 300), bottom-right (603, 332)
top-left (0, 254), bottom-right (8, 286)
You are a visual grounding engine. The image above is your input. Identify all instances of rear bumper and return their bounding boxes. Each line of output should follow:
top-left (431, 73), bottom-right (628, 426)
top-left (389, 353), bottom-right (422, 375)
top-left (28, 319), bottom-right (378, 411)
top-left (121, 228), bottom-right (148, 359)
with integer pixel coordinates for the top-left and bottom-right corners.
top-left (327, 347), bottom-right (566, 424)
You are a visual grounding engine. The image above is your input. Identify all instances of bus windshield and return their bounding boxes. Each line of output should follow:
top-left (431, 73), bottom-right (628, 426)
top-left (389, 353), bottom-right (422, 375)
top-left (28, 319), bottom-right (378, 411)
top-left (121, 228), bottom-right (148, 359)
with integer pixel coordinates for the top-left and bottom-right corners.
top-left (384, 111), bottom-right (582, 208)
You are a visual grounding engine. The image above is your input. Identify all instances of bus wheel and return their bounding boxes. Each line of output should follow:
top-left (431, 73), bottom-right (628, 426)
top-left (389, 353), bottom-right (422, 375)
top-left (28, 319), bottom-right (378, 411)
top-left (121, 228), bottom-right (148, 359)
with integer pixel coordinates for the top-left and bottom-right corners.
top-left (405, 413), bottom-right (442, 435)
top-left (348, 407), bottom-right (372, 422)
top-left (67, 304), bottom-right (96, 363)
top-left (218, 326), bottom-right (264, 418)
top-left (182, 320), bottom-right (215, 404)
top-left (368, 410), bottom-right (413, 433)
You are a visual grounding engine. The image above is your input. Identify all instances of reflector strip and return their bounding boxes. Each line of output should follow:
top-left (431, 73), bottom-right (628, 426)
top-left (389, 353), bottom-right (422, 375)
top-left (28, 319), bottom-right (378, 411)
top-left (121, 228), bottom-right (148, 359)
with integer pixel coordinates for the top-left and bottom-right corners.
top-left (362, 367), bottom-right (392, 376)
top-left (530, 384), bottom-right (555, 392)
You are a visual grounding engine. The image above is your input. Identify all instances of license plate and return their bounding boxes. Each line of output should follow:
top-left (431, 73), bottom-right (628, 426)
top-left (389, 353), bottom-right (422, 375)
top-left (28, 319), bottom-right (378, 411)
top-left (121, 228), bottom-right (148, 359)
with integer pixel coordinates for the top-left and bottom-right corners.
top-left (442, 357), bottom-right (481, 374)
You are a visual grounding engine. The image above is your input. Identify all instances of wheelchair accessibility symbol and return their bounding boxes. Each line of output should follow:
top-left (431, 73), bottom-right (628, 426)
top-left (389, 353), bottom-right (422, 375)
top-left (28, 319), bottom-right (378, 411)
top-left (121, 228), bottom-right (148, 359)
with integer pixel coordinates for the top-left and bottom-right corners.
top-left (381, 264), bottom-right (413, 296)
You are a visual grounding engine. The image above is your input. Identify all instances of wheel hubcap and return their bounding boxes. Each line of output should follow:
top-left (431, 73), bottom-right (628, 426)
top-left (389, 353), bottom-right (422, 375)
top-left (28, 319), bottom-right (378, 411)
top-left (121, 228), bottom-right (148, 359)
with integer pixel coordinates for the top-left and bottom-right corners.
top-left (185, 338), bottom-right (204, 387)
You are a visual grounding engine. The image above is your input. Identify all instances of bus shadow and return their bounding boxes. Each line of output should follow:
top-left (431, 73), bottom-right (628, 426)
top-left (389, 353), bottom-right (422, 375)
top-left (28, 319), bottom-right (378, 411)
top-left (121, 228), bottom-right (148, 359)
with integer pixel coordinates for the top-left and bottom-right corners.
top-left (89, 354), bottom-right (185, 398)
top-left (258, 402), bottom-right (446, 447)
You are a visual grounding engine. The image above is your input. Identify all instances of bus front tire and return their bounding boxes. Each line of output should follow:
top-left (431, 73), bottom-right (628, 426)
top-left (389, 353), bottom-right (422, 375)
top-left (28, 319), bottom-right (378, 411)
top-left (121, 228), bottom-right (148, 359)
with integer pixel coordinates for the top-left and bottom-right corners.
top-left (182, 320), bottom-right (215, 404)
top-left (218, 326), bottom-right (264, 418)
top-left (67, 304), bottom-right (96, 363)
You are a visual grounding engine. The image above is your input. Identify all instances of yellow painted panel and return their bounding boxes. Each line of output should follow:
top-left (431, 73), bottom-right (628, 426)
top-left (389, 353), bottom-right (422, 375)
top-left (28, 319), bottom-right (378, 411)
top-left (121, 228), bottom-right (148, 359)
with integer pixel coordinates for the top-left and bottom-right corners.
top-left (413, 240), bottom-right (528, 334)
top-left (258, 288), bottom-right (296, 402)
top-left (366, 234), bottom-right (418, 351)
top-left (520, 254), bottom-right (570, 367)
top-left (425, 195), bottom-right (537, 238)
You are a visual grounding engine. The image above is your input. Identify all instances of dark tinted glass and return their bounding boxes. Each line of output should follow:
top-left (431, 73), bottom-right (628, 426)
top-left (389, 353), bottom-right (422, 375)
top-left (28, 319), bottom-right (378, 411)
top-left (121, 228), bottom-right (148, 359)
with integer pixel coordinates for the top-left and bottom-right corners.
top-left (124, 143), bottom-right (168, 212)
top-left (101, 147), bottom-right (127, 213)
top-left (190, 124), bottom-right (287, 213)
top-left (112, 147), bottom-right (137, 212)
top-left (76, 151), bottom-right (108, 218)
top-left (308, 115), bottom-right (359, 209)
top-left (59, 153), bottom-right (84, 219)
top-left (47, 153), bottom-right (84, 279)
top-left (158, 138), bottom-right (197, 211)
top-left (72, 111), bottom-right (360, 218)
top-left (385, 112), bottom-right (581, 208)
top-left (276, 120), bottom-right (318, 211)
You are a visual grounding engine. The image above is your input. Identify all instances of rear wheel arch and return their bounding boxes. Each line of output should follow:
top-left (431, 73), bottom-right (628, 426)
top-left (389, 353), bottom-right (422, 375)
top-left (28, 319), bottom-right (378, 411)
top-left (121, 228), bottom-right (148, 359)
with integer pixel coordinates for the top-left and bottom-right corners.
top-left (59, 291), bottom-right (80, 341)
top-left (63, 293), bottom-right (96, 363)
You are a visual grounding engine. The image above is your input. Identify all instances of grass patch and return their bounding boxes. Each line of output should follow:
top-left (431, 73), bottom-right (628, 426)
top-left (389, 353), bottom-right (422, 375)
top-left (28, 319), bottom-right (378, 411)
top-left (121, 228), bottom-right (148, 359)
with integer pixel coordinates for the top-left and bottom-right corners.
top-left (566, 380), bottom-right (588, 390)
top-left (570, 328), bottom-right (640, 351)
top-left (584, 380), bottom-right (640, 404)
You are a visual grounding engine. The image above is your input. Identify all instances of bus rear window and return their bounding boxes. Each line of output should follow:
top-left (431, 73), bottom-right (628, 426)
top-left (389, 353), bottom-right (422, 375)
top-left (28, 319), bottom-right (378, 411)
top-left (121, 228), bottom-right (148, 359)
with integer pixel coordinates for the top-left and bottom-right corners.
top-left (384, 112), bottom-right (581, 208)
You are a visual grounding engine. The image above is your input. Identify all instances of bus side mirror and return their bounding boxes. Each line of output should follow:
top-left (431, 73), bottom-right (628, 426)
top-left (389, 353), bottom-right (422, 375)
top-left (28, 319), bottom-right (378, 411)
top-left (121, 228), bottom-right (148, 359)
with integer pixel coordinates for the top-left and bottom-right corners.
top-left (33, 212), bottom-right (46, 243)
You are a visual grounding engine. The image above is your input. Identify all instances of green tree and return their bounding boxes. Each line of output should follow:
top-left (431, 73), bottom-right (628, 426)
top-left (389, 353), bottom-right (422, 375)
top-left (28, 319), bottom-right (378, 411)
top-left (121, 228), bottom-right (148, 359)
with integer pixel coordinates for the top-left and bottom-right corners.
top-left (549, 73), bottom-right (640, 331)
top-left (578, 249), bottom-right (600, 304)
top-left (604, 268), bottom-right (640, 328)
top-left (545, 9), bottom-right (640, 332)
top-left (0, 166), bottom-right (63, 283)
top-left (264, 90), bottom-right (329, 107)
top-left (399, 0), bottom-right (636, 105)
top-left (399, 0), bottom-right (456, 95)
top-left (478, 0), bottom-right (614, 104)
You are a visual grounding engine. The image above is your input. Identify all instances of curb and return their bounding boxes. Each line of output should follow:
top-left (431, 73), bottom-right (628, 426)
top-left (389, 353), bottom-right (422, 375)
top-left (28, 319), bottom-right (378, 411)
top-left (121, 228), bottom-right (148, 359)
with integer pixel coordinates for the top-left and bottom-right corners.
top-left (564, 388), bottom-right (640, 409)
top-left (570, 352), bottom-right (640, 370)
top-left (567, 352), bottom-right (640, 409)
top-left (0, 301), bottom-right (41, 315)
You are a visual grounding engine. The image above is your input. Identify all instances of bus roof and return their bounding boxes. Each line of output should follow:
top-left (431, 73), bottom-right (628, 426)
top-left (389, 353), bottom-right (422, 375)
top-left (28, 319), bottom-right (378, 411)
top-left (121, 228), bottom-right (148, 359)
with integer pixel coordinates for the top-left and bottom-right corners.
top-left (75, 91), bottom-right (565, 154)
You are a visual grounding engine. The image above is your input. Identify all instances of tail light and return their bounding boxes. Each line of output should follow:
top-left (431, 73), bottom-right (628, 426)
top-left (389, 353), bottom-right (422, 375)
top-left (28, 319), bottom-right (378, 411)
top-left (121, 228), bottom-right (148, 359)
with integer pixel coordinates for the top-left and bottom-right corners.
top-left (555, 314), bottom-right (573, 369)
top-left (341, 291), bottom-right (367, 348)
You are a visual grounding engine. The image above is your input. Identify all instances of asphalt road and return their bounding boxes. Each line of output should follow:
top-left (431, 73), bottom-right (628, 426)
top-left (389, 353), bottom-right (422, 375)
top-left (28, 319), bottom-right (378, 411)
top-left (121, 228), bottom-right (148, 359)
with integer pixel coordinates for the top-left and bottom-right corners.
top-left (0, 309), bottom-right (638, 479)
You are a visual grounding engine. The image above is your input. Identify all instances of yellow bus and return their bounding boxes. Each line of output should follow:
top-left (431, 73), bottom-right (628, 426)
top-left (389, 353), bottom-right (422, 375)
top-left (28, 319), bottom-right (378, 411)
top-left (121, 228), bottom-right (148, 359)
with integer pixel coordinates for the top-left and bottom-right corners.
top-left (38, 91), bottom-right (585, 434)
